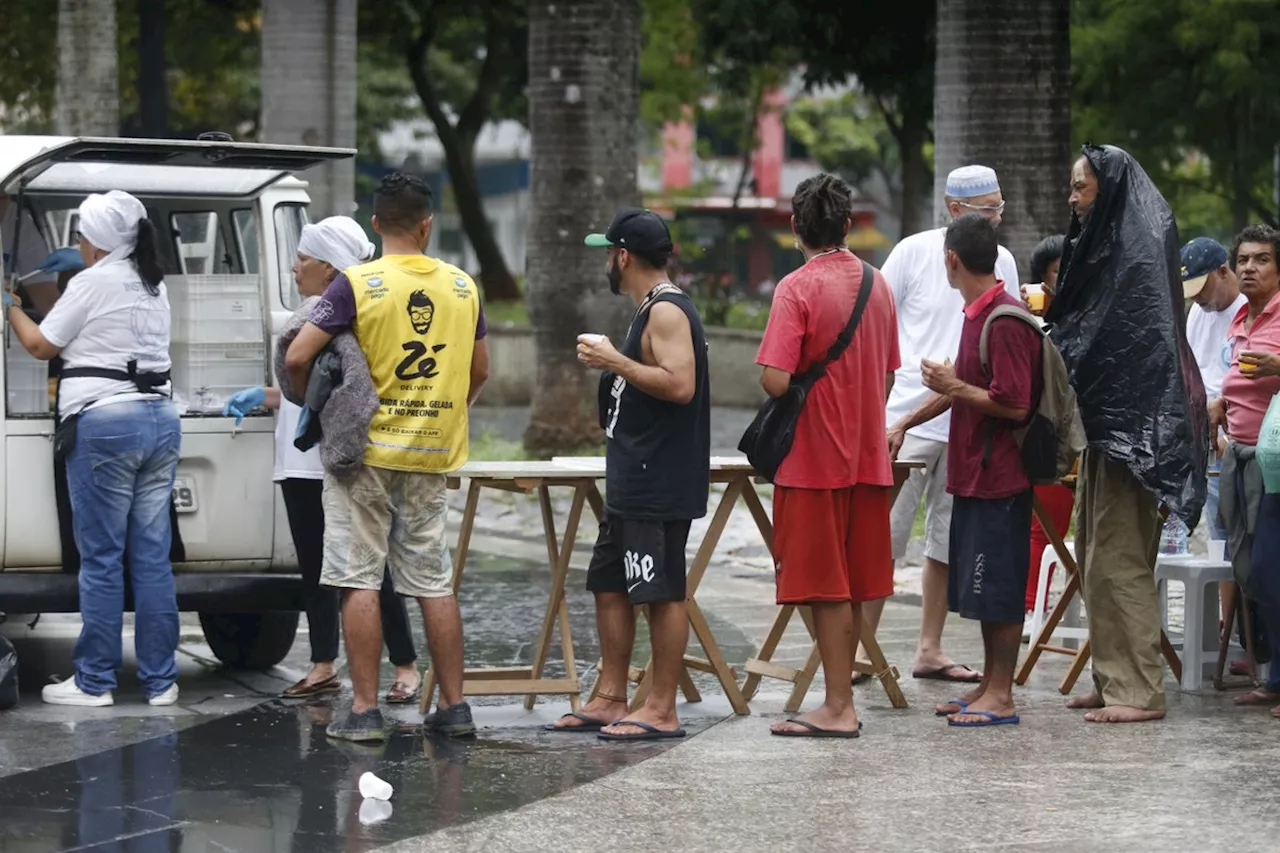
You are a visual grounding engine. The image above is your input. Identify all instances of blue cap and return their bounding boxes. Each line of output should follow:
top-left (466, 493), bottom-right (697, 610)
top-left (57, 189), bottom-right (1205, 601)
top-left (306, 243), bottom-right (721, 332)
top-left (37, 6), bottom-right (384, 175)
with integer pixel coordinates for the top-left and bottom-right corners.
top-left (1180, 237), bottom-right (1228, 299)
top-left (945, 165), bottom-right (1000, 199)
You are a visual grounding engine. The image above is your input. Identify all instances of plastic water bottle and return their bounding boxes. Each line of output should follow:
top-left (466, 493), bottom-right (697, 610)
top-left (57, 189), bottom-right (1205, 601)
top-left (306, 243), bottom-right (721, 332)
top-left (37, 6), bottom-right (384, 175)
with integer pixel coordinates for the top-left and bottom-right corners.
top-left (1159, 515), bottom-right (1189, 555)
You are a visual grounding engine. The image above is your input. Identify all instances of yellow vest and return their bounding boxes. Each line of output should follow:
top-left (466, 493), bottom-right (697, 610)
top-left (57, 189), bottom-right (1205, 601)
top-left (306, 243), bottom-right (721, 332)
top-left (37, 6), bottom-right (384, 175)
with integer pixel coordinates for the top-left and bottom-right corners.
top-left (348, 254), bottom-right (479, 473)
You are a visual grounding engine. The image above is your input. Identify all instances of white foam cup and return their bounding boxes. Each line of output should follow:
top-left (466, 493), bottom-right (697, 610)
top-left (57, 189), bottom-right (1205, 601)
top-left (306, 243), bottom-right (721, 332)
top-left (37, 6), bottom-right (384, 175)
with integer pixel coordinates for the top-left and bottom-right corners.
top-left (358, 771), bottom-right (393, 801)
top-left (1207, 539), bottom-right (1227, 562)
top-left (578, 333), bottom-right (607, 346)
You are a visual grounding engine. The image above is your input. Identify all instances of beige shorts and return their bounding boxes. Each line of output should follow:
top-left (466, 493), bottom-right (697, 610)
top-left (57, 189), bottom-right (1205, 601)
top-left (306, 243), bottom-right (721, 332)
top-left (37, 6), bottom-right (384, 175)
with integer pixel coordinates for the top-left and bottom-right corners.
top-left (889, 434), bottom-right (953, 564)
top-left (320, 466), bottom-right (453, 599)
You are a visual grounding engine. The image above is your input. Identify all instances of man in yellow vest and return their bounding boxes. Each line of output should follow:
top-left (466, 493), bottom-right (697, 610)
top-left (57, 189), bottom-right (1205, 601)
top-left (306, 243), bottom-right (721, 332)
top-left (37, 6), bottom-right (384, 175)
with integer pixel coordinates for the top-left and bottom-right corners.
top-left (286, 173), bottom-right (490, 742)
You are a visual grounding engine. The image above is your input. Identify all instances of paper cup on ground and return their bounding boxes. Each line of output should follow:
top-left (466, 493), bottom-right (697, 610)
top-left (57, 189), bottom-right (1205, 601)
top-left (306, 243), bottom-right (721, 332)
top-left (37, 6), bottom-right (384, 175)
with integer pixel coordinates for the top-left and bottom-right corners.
top-left (1207, 539), bottom-right (1227, 562)
top-left (359, 798), bottom-right (393, 825)
top-left (359, 771), bottom-right (393, 801)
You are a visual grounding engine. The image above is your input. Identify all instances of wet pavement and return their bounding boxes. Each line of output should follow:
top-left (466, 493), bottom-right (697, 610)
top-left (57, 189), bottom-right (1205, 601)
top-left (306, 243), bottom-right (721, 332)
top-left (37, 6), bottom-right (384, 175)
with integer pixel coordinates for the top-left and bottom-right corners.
top-left (0, 698), bottom-right (711, 852)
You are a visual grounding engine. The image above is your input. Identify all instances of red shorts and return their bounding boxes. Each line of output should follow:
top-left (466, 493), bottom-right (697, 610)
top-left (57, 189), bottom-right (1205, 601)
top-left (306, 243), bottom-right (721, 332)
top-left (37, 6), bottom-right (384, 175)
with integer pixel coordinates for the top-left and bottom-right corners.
top-left (773, 484), bottom-right (894, 604)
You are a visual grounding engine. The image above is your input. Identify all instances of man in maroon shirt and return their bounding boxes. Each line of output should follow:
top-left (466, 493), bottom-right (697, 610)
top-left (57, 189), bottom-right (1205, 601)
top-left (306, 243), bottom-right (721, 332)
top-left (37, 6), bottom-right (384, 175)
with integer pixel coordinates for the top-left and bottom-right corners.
top-left (897, 214), bottom-right (1041, 726)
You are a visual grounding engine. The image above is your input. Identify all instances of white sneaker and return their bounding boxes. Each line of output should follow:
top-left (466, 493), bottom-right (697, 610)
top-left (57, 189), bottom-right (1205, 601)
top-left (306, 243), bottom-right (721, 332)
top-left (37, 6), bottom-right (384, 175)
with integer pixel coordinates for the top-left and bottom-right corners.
top-left (42, 677), bottom-right (113, 707)
top-left (148, 684), bottom-right (180, 707)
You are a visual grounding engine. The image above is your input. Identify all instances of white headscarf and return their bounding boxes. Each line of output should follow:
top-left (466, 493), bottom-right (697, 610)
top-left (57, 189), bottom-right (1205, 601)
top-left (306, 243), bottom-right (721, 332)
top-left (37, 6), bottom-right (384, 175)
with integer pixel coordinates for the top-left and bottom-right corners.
top-left (77, 190), bottom-right (147, 262)
top-left (297, 216), bottom-right (376, 273)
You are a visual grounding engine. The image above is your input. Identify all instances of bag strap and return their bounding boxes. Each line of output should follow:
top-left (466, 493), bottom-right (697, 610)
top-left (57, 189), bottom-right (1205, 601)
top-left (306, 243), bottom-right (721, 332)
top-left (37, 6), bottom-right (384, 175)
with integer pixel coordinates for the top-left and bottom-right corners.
top-left (796, 259), bottom-right (875, 387)
top-left (978, 303), bottom-right (1044, 380)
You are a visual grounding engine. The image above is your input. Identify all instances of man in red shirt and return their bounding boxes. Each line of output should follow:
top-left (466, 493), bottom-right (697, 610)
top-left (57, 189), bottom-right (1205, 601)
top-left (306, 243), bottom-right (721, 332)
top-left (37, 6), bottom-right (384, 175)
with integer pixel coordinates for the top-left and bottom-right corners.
top-left (755, 173), bottom-right (900, 738)
top-left (901, 214), bottom-right (1041, 726)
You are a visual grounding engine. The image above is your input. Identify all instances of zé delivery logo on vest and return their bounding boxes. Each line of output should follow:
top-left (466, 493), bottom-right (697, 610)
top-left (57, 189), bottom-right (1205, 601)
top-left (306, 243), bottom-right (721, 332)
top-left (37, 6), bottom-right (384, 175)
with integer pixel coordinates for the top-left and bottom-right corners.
top-left (348, 255), bottom-right (478, 473)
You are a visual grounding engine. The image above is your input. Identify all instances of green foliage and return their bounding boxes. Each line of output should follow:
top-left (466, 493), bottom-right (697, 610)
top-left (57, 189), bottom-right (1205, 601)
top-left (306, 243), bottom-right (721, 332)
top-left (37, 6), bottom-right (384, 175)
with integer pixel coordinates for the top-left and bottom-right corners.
top-left (786, 91), bottom-right (900, 194)
top-left (469, 430), bottom-right (530, 461)
top-left (0, 1), bottom-right (58, 128)
top-left (1073, 0), bottom-right (1280, 231)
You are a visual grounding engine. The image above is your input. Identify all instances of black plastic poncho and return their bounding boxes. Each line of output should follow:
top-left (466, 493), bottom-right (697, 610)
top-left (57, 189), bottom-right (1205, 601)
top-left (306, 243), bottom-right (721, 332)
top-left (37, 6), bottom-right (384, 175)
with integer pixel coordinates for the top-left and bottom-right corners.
top-left (1045, 144), bottom-right (1207, 528)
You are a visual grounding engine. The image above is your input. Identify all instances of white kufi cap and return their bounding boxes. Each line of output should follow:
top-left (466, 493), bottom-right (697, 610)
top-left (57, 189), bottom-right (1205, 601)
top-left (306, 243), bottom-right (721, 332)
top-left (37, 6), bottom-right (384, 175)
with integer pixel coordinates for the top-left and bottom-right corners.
top-left (945, 165), bottom-right (1001, 199)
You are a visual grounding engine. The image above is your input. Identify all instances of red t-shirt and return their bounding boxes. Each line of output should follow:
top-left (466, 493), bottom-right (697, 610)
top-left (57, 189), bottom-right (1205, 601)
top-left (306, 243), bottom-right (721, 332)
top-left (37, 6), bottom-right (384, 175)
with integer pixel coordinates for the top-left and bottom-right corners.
top-left (947, 285), bottom-right (1042, 499)
top-left (756, 251), bottom-right (901, 489)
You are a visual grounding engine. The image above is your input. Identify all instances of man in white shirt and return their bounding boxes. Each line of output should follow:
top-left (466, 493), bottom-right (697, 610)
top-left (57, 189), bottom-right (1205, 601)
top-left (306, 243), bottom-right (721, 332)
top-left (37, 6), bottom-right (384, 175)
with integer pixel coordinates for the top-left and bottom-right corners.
top-left (1181, 236), bottom-right (1246, 634)
top-left (868, 165), bottom-right (1022, 683)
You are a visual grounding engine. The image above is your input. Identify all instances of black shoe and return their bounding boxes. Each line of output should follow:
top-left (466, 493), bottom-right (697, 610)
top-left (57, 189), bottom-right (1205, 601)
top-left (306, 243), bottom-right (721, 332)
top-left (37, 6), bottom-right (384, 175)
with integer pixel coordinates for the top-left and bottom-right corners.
top-left (424, 701), bottom-right (477, 738)
top-left (326, 708), bottom-right (387, 743)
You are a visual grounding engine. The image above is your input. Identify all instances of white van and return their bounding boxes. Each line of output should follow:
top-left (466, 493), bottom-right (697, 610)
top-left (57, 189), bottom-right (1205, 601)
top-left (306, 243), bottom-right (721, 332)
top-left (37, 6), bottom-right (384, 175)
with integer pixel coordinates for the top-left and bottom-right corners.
top-left (0, 136), bottom-right (354, 669)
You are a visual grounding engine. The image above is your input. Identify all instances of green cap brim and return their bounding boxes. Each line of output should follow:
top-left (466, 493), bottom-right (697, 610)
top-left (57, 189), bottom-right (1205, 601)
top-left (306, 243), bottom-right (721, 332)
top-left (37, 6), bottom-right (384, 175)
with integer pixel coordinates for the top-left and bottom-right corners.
top-left (583, 233), bottom-right (613, 247)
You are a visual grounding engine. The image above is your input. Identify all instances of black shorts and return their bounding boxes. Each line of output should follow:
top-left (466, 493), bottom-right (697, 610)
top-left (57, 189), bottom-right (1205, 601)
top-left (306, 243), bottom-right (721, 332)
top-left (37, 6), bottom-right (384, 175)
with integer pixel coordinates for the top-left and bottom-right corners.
top-left (948, 491), bottom-right (1033, 624)
top-left (586, 515), bottom-right (691, 605)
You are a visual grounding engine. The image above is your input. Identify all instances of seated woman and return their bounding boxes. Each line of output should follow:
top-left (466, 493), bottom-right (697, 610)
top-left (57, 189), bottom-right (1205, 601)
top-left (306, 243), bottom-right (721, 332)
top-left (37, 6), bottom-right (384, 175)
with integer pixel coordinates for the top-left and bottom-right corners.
top-left (1213, 224), bottom-right (1280, 718)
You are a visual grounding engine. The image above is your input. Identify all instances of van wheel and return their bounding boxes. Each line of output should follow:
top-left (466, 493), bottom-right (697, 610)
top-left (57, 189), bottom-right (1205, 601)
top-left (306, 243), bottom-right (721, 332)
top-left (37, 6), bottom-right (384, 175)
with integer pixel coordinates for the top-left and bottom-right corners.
top-left (198, 612), bottom-right (299, 670)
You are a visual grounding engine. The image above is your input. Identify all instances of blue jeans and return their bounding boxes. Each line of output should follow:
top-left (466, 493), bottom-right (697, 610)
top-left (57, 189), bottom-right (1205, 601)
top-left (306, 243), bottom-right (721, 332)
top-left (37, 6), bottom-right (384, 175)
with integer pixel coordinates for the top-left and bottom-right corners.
top-left (67, 399), bottom-right (182, 696)
top-left (1206, 458), bottom-right (1226, 541)
top-left (1250, 494), bottom-right (1280, 693)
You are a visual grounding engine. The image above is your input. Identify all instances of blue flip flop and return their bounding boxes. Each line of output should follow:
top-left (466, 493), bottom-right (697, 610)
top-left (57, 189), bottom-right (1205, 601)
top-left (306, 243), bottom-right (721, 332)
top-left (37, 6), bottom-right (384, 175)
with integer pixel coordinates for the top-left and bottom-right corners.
top-left (934, 698), bottom-right (970, 717)
top-left (947, 710), bottom-right (1020, 727)
top-left (597, 720), bottom-right (687, 741)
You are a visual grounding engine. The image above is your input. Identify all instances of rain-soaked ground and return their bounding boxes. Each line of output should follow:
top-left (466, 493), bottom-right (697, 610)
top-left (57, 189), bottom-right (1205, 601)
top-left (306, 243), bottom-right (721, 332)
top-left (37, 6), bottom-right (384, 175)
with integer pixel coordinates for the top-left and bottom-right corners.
top-left (0, 553), bottom-right (752, 851)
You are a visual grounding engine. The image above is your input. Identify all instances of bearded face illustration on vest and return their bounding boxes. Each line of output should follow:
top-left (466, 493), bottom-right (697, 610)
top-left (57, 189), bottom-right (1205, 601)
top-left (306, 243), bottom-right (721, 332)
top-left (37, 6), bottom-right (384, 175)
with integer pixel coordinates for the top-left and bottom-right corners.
top-left (408, 289), bottom-right (435, 335)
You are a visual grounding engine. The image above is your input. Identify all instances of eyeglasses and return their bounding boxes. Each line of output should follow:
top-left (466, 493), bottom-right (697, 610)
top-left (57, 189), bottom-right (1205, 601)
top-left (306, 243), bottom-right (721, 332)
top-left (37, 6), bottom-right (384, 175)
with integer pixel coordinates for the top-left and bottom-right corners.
top-left (957, 200), bottom-right (1006, 216)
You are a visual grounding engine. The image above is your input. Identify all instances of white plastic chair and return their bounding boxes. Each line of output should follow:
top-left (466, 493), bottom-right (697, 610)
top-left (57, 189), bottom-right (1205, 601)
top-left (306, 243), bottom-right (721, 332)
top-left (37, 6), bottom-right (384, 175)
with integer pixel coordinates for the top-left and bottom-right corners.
top-left (1155, 554), bottom-right (1235, 691)
top-left (1024, 540), bottom-right (1087, 649)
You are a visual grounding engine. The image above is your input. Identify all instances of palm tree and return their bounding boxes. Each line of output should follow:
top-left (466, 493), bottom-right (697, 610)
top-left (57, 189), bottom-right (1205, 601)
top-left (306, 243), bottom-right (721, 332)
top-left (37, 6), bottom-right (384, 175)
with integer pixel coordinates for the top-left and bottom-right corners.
top-left (56, 0), bottom-right (119, 136)
top-left (933, 0), bottom-right (1070, 277)
top-left (260, 0), bottom-right (357, 217)
top-left (524, 0), bottom-right (640, 456)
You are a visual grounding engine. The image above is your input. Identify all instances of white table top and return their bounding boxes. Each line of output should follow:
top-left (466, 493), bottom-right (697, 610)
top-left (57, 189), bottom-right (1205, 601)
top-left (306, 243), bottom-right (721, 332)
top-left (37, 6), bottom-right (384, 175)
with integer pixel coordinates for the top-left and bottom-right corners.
top-left (454, 455), bottom-right (927, 481)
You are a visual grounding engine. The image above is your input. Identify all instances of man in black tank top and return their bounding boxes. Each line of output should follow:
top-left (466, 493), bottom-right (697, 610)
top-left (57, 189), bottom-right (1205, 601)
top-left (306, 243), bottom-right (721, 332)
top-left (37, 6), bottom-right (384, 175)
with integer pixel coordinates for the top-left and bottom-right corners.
top-left (545, 208), bottom-right (710, 740)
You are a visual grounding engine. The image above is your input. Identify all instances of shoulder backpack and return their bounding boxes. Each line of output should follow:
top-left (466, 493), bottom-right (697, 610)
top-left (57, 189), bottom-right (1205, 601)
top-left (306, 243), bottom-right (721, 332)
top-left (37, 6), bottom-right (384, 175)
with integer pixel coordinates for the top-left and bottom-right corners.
top-left (739, 259), bottom-right (875, 482)
top-left (978, 305), bottom-right (1086, 484)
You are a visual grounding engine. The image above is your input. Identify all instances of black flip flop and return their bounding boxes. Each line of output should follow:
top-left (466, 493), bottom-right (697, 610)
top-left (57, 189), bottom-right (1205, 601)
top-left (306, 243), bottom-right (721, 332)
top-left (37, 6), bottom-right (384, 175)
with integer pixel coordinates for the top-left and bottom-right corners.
top-left (912, 664), bottom-right (982, 683)
top-left (596, 720), bottom-right (687, 741)
top-left (771, 719), bottom-right (864, 739)
top-left (543, 711), bottom-right (611, 732)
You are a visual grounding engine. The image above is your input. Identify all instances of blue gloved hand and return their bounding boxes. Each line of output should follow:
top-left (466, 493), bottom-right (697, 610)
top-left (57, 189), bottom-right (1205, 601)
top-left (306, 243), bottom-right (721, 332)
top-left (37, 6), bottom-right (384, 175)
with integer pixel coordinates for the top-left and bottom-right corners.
top-left (222, 386), bottom-right (266, 425)
top-left (36, 247), bottom-right (86, 274)
top-left (1, 291), bottom-right (18, 309)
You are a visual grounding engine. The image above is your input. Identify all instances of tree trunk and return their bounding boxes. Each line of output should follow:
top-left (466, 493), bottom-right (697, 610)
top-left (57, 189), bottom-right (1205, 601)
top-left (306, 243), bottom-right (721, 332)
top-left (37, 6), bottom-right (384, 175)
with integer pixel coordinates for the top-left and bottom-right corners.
top-left (524, 0), bottom-right (640, 457)
top-left (137, 0), bottom-right (167, 137)
top-left (933, 0), bottom-right (1070, 278)
top-left (897, 99), bottom-right (931, 238)
top-left (414, 104), bottom-right (521, 302)
top-left (260, 0), bottom-right (357, 218)
top-left (56, 0), bottom-right (120, 136)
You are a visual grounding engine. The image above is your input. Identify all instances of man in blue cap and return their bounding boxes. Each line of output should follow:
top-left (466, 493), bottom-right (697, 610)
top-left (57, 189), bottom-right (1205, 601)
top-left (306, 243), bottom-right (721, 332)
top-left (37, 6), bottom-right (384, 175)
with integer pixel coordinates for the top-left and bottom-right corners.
top-left (870, 165), bottom-right (1022, 684)
top-left (1182, 236), bottom-right (1246, 654)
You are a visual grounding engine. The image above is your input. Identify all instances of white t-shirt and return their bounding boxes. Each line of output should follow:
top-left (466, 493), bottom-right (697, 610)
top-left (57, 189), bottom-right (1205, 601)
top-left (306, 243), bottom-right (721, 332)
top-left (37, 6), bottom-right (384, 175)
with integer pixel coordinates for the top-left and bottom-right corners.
top-left (40, 256), bottom-right (173, 417)
top-left (1187, 293), bottom-right (1247, 401)
top-left (882, 226), bottom-right (1022, 443)
top-left (274, 398), bottom-right (324, 481)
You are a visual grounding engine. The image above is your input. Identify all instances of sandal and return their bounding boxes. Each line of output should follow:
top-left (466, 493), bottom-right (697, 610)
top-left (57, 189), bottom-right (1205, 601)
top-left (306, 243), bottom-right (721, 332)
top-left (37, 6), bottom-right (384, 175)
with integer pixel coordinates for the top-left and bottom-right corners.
top-left (1235, 689), bottom-right (1280, 707)
top-left (281, 674), bottom-right (341, 699)
top-left (385, 679), bottom-right (422, 705)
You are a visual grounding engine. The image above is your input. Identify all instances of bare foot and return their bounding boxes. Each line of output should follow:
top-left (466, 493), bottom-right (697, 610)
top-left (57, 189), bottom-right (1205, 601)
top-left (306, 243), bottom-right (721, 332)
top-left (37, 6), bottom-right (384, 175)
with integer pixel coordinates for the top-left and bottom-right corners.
top-left (1084, 705), bottom-right (1165, 723)
top-left (1066, 692), bottom-right (1104, 710)
top-left (550, 695), bottom-right (629, 730)
top-left (770, 703), bottom-right (859, 735)
top-left (935, 685), bottom-right (987, 716)
top-left (1272, 703), bottom-right (1280, 719)
top-left (1234, 689), bottom-right (1280, 706)
top-left (600, 704), bottom-right (681, 737)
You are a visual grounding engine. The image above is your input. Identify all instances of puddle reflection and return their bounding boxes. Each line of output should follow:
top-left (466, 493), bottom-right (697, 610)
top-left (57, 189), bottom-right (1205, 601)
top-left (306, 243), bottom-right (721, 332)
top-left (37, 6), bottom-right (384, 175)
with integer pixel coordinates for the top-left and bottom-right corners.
top-left (0, 700), bottom-right (689, 852)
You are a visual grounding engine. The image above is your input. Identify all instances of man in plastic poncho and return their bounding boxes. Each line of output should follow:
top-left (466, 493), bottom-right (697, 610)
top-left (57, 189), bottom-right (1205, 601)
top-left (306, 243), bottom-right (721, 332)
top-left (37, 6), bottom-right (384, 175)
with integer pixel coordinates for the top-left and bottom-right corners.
top-left (1045, 145), bottom-right (1208, 724)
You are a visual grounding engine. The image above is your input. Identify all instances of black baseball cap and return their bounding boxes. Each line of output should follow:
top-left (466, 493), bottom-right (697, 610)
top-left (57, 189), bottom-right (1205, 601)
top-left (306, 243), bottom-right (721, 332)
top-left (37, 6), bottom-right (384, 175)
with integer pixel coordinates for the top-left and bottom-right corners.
top-left (584, 207), bottom-right (673, 259)
top-left (1180, 237), bottom-right (1229, 299)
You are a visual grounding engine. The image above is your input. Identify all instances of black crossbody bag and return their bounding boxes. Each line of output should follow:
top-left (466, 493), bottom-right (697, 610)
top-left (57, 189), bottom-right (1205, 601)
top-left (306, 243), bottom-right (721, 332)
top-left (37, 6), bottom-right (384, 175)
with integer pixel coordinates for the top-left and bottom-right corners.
top-left (738, 258), bottom-right (875, 482)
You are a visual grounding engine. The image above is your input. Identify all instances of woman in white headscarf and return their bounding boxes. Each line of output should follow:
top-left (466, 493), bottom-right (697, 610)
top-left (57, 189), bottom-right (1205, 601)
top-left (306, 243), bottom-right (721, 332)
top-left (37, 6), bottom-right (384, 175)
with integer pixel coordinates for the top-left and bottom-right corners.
top-left (223, 215), bottom-right (423, 703)
top-left (4, 190), bottom-right (182, 708)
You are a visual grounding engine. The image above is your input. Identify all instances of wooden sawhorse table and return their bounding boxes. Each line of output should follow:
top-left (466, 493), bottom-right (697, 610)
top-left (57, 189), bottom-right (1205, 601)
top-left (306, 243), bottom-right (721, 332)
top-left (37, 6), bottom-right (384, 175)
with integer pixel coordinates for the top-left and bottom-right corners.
top-left (1015, 486), bottom-right (1183, 692)
top-left (420, 461), bottom-right (605, 713)
top-left (738, 460), bottom-right (926, 712)
top-left (570, 456), bottom-right (761, 716)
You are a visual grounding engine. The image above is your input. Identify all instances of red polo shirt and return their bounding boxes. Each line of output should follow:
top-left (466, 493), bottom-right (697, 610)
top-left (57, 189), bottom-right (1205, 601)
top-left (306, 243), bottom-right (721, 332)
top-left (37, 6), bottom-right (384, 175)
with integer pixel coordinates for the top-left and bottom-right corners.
top-left (947, 284), bottom-right (1041, 499)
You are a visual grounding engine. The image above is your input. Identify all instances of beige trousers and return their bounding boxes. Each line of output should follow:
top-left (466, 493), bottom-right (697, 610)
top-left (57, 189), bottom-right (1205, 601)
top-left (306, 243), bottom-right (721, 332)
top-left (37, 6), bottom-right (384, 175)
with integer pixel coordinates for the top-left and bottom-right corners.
top-left (1076, 449), bottom-right (1166, 711)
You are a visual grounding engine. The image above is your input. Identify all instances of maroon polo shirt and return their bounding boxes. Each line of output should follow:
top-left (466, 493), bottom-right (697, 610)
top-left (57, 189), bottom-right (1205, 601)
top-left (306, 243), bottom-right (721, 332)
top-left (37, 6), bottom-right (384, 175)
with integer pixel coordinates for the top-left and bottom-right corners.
top-left (947, 283), bottom-right (1042, 499)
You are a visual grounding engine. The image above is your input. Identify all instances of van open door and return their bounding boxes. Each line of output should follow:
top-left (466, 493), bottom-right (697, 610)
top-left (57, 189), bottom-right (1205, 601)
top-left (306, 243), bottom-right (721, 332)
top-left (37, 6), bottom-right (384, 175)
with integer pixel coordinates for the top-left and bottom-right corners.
top-left (1, 137), bottom-right (353, 584)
